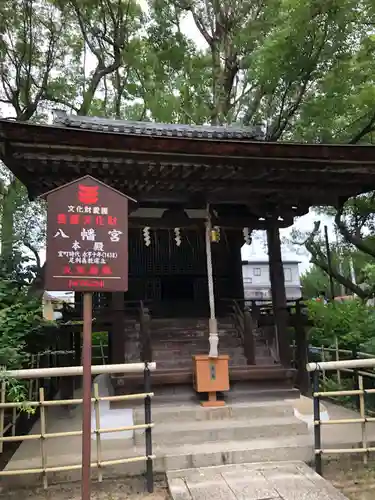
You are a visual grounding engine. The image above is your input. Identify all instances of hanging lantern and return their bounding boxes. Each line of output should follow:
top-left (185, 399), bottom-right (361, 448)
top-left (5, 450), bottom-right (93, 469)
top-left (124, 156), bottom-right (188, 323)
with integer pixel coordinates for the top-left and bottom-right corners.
top-left (211, 226), bottom-right (220, 243)
top-left (143, 226), bottom-right (151, 246)
top-left (243, 227), bottom-right (252, 245)
top-left (174, 227), bottom-right (181, 246)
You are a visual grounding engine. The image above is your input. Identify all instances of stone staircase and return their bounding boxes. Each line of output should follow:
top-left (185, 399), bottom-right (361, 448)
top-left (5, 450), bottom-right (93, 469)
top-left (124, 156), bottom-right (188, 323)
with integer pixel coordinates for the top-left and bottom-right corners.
top-left (128, 389), bottom-right (312, 473)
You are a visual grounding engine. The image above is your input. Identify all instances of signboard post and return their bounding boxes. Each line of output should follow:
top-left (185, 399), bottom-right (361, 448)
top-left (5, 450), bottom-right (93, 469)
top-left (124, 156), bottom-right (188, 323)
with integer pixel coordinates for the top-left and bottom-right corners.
top-left (43, 175), bottom-right (133, 500)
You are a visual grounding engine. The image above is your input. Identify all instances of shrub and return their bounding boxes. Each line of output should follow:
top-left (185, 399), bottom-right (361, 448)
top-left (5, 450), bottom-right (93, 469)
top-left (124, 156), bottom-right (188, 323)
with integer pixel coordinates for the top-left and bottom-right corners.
top-left (0, 278), bottom-right (51, 407)
top-left (307, 299), bottom-right (375, 349)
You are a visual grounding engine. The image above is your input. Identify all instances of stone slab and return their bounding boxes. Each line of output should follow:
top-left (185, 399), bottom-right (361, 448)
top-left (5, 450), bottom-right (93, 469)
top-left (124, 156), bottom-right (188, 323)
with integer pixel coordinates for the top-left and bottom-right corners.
top-left (167, 461), bottom-right (349, 500)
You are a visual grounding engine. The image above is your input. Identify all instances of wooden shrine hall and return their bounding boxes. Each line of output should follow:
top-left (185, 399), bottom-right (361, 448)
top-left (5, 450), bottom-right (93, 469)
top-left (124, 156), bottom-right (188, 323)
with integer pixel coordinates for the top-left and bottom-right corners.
top-left (2, 112), bottom-right (375, 390)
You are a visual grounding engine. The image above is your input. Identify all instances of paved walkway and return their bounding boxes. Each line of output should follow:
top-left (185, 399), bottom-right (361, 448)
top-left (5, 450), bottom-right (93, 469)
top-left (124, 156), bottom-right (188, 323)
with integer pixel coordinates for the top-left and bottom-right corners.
top-left (167, 461), bottom-right (349, 500)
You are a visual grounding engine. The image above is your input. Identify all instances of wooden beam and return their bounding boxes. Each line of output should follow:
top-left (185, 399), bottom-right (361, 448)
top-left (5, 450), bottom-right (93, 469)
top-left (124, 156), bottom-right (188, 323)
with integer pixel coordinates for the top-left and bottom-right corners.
top-left (13, 150), bottom-right (375, 178)
top-left (128, 215), bottom-right (295, 229)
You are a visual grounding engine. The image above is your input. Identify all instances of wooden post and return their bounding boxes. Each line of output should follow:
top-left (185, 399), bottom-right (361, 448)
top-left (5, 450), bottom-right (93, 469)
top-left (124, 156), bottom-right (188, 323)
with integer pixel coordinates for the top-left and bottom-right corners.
top-left (267, 223), bottom-right (292, 367)
top-left (59, 327), bottom-right (74, 408)
top-left (140, 306), bottom-right (152, 362)
top-left (251, 300), bottom-right (260, 327)
top-left (243, 308), bottom-right (256, 365)
top-left (294, 300), bottom-right (310, 395)
top-left (111, 292), bottom-right (125, 364)
top-left (82, 292), bottom-right (93, 500)
top-left (335, 337), bottom-right (341, 384)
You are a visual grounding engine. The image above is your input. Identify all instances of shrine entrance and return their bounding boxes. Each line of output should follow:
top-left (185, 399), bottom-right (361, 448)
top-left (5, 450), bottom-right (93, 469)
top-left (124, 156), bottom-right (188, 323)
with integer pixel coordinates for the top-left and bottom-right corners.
top-left (161, 276), bottom-right (194, 302)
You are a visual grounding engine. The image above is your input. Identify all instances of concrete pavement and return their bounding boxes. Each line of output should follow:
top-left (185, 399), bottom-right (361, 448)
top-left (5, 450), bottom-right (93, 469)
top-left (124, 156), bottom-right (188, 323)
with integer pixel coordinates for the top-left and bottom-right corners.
top-left (167, 461), bottom-right (349, 500)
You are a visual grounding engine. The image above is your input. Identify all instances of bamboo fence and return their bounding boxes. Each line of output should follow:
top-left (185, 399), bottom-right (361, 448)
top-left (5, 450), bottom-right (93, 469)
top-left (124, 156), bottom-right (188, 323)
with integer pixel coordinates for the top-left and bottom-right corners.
top-left (0, 363), bottom-right (156, 489)
top-left (307, 359), bottom-right (375, 474)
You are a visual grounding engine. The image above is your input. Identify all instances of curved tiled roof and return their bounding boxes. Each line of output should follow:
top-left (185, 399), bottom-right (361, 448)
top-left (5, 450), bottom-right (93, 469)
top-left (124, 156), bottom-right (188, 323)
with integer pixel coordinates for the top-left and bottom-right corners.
top-left (52, 110), bottom-right (264, 140)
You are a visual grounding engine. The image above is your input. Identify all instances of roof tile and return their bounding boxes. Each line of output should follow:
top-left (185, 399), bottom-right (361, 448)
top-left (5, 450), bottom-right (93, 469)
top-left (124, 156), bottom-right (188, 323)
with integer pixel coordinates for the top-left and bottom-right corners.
top-left (52, 110), bottom-right (263, 140)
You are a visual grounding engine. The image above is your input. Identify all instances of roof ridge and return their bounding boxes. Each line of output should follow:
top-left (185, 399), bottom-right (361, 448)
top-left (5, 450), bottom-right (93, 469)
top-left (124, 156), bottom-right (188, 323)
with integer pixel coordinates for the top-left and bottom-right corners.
top-left (52, 110), bottom-right (264, 140)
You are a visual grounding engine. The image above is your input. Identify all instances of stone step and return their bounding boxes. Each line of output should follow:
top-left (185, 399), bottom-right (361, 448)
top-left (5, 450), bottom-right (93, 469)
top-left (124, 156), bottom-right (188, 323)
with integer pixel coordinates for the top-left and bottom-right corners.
top-left (6, 435), bottom-right (312, 487)
top-left (134, 415), bottom-right (307, 446)
top-left (134, 399), bottom-right (297, 424)
top-left (155, 434), bottom-right (312, 472)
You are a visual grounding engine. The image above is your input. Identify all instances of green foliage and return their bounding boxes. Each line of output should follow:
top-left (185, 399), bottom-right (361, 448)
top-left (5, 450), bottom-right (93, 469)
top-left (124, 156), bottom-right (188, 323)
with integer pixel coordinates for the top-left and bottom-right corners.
top-left (307, 299), bottom-right (375, 348)
top-left (0, 279), bottom-right (50, 369)
top-left (0, 372), bottom-right (36, 415)
top-left (322, 377), bottom-right (356, 408)
top-left (91, 330), bottom-right (108, 346)
top-left (0, 276), bottom-right (50, 412)
top-left (301, 265), bottom-right (340, 299)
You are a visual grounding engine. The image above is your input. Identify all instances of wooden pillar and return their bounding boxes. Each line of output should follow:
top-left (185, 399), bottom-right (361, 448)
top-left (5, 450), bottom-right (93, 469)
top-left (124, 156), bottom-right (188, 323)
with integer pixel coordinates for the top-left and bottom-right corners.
top-left (111, 292), bottom-right (125, 364)
top-left (267, 223), bottom-right (292, 367)
top-left (243, 308), bottom-right (256, 365)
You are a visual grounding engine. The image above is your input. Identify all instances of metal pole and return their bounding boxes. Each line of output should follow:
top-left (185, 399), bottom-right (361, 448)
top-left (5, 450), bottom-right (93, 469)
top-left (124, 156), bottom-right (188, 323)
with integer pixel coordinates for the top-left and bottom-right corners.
top-left (349, 257), bottom-right (357, 297)
top-left (144, 363), bottom-right (153, 493)
top-left (313, 370), bottom-right (322, 476)
top-left (205, 205), bottom-right (218, 357)
top-left (81, 292), bottom-right (92, 500)
top-left (335, 228), bottom-right (345, 296)
top-left (324, 225), bottom-right (335, 301)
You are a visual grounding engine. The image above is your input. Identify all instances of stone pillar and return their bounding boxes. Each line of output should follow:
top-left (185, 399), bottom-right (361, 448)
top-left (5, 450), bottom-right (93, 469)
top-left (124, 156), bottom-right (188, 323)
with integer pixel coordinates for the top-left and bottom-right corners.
top-left (267, 223), bottom-right (292, 367)
top-left (111, 292), bottom-right (125, 364)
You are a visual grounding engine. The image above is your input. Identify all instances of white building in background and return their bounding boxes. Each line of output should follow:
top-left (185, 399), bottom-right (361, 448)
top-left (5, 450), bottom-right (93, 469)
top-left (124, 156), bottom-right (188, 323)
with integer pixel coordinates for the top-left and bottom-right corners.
top-left (242, 256), bottom-right (302, 301)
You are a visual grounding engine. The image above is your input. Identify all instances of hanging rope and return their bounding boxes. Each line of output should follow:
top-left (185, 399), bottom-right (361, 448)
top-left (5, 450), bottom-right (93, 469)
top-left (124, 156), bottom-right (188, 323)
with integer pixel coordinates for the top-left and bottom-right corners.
top-left (205, 204), bottom-right (218, 357)
top-left (205, 204), bottom-right (215, 321)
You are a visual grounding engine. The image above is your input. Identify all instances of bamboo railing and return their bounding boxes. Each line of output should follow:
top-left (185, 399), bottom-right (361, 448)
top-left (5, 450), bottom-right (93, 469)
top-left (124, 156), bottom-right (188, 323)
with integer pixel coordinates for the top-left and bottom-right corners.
top-left (0, 362), bottom-right (156, 492)
top-left (307, 358), bottom-right (375, 477)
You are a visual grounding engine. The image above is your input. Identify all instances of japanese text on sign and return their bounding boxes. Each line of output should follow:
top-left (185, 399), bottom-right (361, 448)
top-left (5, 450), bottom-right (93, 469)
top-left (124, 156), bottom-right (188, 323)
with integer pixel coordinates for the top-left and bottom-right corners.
top-left (45, 176), bottom-right (130, 292)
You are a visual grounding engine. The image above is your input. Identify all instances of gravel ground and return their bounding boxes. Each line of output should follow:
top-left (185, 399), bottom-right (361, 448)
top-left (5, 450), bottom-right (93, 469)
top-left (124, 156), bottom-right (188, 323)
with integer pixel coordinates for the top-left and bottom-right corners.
top-left (0, 475), bottom-right (171, 500)
top-left (323, 457), bottom-right (375, 500)
top-left (1, 459), bottom-right (375, 499)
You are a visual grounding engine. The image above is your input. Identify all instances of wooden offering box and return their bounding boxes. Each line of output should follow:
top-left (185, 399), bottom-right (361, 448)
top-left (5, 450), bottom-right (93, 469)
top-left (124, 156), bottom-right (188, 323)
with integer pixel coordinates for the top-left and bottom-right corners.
top-left (193, 355), bottom-right (230, 407)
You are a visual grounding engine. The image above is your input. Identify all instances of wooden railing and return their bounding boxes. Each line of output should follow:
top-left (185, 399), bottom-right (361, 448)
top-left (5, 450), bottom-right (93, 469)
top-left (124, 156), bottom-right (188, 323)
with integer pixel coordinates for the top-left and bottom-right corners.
top-left (228, 299), bottom-right (256, 365)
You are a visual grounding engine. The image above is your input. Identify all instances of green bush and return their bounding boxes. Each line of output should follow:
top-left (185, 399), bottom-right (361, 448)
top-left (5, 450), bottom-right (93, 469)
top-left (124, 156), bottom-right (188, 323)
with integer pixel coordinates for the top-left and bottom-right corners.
top-left (307, 299), bottom-right (375, 349)
top-left (0, 279), bottom-right (51, 368)
top-left (0, 278), bottom-right (51, 407)
top-left (92, 331), bottom-right (108, 346)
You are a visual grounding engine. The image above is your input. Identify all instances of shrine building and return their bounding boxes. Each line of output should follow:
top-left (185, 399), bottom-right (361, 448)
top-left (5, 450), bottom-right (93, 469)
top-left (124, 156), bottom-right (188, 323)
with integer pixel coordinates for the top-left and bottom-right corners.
top-left (1, 112), bottom-right (375, 391)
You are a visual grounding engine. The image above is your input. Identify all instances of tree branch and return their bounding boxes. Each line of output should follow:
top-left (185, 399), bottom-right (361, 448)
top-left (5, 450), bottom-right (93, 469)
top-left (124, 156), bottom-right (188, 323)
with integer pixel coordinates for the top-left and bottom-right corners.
top-left (335, 200), bottom-right (375, 259)
top-left (23, 240), bottom-right (41, 272)
top-left (349, 110), bottom-right (375, 144)
top-left (304, 221), bottom-right (369, 299)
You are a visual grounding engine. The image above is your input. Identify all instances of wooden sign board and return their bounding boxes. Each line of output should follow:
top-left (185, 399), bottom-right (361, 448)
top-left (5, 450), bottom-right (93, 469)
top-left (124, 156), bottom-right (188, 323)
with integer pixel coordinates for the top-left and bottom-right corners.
top-left (44, 175), bottom-right (133, 292)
